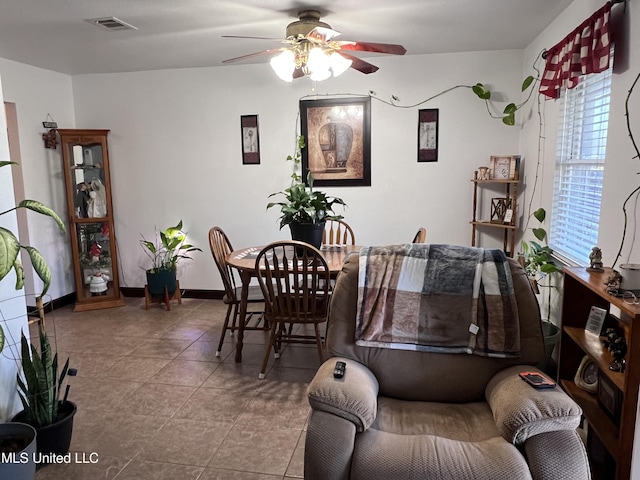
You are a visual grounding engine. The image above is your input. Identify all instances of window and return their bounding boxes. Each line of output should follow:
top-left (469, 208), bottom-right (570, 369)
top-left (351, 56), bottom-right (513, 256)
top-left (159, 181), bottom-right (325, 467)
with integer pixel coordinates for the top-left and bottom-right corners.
top-left (549, 64), bottom-right (612, 265)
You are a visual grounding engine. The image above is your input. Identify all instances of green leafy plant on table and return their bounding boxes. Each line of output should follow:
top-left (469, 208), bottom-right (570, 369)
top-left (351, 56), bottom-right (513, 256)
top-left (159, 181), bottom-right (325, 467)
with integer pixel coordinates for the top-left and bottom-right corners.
top-left (266, 135), bottom-right (346, 229)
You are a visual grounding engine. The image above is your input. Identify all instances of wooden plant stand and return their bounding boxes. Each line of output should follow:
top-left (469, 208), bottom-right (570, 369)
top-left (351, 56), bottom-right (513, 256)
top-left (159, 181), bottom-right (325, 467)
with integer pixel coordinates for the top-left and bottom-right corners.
top-left (144, 280), bottom-right (182, 311)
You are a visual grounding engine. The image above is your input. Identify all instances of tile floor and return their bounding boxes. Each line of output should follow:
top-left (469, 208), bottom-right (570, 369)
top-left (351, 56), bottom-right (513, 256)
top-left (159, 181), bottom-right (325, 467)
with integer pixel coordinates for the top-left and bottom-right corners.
top-left (33, 296), bottom-right (321, 480)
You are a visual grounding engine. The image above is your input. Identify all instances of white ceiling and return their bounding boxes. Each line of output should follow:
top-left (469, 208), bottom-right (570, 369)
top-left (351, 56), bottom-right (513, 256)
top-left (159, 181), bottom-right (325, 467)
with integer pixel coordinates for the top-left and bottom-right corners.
top-left (0, 0), bottom-right (574, 75)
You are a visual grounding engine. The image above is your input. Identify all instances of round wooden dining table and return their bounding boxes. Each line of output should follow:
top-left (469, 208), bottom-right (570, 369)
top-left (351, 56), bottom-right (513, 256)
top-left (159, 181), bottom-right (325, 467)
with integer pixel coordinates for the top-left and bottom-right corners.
top-left (225, 243), bottom-right (361, 362)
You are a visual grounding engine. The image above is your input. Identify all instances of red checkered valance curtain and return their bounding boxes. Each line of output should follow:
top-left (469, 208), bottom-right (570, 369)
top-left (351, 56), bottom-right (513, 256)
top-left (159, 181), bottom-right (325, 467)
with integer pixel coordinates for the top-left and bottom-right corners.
top-left (539, 2), bottom-right (612, 99)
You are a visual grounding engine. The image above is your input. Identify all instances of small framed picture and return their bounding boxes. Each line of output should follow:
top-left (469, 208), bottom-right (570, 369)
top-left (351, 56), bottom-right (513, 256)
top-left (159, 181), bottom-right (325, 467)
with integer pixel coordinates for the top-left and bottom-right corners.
top-left (585, 306), bottom-right (607, 336)
top-left (489, 155), bottom-right (520, 180)
top-left (418, 109), bottom-right (438, 162)
top-left (241, 115), bottom-right (260, 165)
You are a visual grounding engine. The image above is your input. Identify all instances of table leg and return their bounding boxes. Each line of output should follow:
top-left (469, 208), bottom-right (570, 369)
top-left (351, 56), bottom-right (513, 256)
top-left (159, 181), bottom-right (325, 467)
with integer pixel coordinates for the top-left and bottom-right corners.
top-left (235, 269), bottom-right (251, 363)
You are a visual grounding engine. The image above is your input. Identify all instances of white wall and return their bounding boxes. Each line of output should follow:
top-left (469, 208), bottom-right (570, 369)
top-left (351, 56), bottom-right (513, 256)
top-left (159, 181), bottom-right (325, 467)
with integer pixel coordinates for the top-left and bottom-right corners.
top-left (0, 76), bottom-right (26, 420)
top-left (69, 50), bottom-right (522, 291)
top-left (0, 59), bottom-right (76, 300)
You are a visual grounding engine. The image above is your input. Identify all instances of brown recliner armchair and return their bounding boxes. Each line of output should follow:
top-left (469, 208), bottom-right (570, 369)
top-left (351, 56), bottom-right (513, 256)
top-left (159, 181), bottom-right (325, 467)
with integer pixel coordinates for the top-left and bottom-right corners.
top-left (305, 251), bottom-right (590, 480)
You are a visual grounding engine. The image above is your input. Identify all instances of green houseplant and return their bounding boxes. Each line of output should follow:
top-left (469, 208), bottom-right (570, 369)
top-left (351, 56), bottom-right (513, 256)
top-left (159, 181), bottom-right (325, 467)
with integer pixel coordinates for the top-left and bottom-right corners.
top-left (267, 136), bottom-right (346, 249)
top-left (140, 220), bottom-right (201, 298)
top-left (521, 208), bottom-right (562, 288)
top-left (11, 326), bottom-right (76, 457)
top-left (1, 160), bottom-right (67, 477)
top-left (520, 207), bottom-right (562, 374)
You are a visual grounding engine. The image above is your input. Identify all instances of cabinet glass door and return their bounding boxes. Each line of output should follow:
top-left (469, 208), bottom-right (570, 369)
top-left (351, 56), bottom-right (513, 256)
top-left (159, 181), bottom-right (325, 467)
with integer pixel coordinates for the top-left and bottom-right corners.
top-left (76, 222), bottom-right (115, 298)
top-left (69, 143), bottom-right (108, 219)
top-left (58, 129), bottom-right (124, 311)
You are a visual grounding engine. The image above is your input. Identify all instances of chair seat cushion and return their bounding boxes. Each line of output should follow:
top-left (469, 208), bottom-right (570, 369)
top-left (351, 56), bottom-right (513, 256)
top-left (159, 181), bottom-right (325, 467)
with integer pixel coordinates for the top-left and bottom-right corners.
top-left (372, 397), bottom-right (501, 441)
top-left (352, 429), bottom-right (532, 480)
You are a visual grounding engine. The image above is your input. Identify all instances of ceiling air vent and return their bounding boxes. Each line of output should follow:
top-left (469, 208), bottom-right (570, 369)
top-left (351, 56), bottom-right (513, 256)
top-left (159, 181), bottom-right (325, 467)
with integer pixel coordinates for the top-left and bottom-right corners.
top-left (86, 17), bottom-right (138, 31)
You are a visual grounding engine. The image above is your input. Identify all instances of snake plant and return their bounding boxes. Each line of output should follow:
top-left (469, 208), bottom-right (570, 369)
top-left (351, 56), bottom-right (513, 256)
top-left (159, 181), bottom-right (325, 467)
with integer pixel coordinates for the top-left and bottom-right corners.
top-left (16, 326), bottom-right (69, 428)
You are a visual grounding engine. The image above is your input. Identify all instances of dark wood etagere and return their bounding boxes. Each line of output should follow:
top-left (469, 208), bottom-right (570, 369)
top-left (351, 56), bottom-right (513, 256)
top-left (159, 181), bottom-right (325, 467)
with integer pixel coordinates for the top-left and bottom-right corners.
top-left (560, 267), bottom-right (640, 480)
top-left (58, 129), bottom-right (125, 312)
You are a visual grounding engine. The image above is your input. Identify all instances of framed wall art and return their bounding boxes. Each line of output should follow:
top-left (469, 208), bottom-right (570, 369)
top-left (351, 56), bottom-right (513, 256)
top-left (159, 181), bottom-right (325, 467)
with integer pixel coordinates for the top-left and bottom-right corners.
top-left (241, 114), bottom-right (260, 165)
top-left (489, 155), bottom-right (521, 180)
top-left (418, 109), bottom-right (439, 162)
top-left (300, 97), bottom-right (371, 187)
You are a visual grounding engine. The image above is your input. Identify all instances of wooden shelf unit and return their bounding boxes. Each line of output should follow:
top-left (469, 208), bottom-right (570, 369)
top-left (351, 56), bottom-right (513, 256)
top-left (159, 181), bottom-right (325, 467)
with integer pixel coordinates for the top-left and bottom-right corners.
top-left (560, 267), bottom-right (640, 480)
top-left (470, 174), bottom-right (519, 257)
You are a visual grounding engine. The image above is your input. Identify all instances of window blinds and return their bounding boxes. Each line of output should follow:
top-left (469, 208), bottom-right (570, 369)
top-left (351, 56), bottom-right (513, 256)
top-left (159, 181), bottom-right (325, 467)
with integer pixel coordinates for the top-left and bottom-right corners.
top-left (549, 65), bottom-right (612, 265)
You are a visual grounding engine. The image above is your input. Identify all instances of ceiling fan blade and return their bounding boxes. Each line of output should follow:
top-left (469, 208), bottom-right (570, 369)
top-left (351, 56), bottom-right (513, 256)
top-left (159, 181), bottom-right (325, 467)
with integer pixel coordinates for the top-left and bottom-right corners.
top-left (293, 68), bottom-right (305, 79)
top-left (222, 48), bottom-right (283, 64)
top-left (307, 26), bottom-right (341, 43)
top-left (338, 53), bottom-right (379, 74)
top-left (338, 41), bottom-right (407, 55)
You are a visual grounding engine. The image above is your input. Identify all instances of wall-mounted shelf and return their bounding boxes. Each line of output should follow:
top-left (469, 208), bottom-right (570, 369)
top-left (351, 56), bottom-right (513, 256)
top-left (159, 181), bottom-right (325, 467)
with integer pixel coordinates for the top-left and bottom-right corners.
top-left (470, 172), bottom-right (519, 257)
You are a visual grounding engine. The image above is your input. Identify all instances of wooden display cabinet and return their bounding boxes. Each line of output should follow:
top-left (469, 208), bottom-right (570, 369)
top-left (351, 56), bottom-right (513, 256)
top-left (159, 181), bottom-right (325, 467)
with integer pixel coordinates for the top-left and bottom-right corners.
top-left (560, 267), bottom-right (640, 480)
top-left (58, 129), bottom-right (125, 312)
top-left (470, 171), bottom-right (519, 257)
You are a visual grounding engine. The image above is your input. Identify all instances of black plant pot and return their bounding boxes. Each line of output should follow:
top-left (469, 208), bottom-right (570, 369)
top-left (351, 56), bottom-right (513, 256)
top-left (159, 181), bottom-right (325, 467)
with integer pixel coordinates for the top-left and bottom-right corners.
top-left (0, 422), bottom-right (37, 480)
top-left (146, 268), bottom-right (177, 297)
top-left (12, 401), bottom-right (77, 458)
top-left (289, 222), bottom-right (325, 250)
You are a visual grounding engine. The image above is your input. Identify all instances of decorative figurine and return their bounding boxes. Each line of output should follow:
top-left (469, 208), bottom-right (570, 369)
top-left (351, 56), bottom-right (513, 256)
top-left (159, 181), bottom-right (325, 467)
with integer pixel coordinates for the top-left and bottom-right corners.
top-left (86, 271), bottom-right (110, 295)
top-left (587, 246), bottom-right (604, 272)
top-left (477, 166), bottom-right (490, 181)
top-left (605, 270), bottom-right (622, 292)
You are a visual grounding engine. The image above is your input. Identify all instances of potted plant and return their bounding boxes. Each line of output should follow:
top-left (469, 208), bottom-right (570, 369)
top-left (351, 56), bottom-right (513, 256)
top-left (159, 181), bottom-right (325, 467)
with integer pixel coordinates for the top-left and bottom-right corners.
top-left (267, 136), bottom-right (346, 249)
top-left (140, 220), bottom-right (201, 298)
top-left (520, 207), bottom-right (562, 373)
top-left (11, 326), bottom-right (76, 458)
top-left (1, 160), bottom-right (66, 478)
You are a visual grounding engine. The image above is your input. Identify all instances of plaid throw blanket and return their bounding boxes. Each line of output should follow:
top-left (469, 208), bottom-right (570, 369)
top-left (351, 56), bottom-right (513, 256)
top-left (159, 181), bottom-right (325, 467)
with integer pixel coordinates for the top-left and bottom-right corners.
top-left (355, 244), bottom-right (520, 358)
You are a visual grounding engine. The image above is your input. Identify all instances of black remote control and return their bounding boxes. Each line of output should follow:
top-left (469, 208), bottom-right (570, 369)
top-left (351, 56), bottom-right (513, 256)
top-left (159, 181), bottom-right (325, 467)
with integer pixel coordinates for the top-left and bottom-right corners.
top-left (333, 361), bottom-right (346, 379)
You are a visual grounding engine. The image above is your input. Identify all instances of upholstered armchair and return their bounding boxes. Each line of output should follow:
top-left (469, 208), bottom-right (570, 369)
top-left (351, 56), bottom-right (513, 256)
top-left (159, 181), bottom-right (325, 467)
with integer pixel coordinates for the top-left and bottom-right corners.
top-left (305, 248), bottom-right (590, 480)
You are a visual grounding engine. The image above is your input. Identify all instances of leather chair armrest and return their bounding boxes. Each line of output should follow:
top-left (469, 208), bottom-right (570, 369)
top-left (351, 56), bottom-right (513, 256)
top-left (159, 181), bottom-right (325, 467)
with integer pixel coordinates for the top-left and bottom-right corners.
top-left (485, 365), bottom-right (582, 445)
top-left (307, 357), bottom-right (379, 432)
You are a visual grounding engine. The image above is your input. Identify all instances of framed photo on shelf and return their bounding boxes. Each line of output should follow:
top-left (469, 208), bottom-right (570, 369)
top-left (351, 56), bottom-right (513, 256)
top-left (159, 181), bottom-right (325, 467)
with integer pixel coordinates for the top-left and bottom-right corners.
top-left (585, 306), bottom-right (607, 336)
top-left (489, 155), bottom-right (520, 180)
top-left (241, 115), bottom-right (260, 165)
top-left (418, 109), bottom-right (439, 162)
top-left (300, 97), bottom-right (371, 187)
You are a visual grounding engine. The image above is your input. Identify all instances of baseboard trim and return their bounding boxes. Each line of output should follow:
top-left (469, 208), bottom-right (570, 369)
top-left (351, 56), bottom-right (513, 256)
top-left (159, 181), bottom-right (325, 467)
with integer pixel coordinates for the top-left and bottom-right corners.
top-left (43, 289), bottom-right (224, 312)
top-left (120, 287), bottom-right (224, 300)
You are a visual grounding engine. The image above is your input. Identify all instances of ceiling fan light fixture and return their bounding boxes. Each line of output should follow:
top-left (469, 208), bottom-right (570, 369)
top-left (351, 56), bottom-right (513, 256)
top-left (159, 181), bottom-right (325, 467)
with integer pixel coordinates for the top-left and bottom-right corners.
top-left (270, 49), bottom-right (296, 82)
top-left (307, 47), bottom-right (331, 74)
top-left (329, 52), bottom-right (352, 77)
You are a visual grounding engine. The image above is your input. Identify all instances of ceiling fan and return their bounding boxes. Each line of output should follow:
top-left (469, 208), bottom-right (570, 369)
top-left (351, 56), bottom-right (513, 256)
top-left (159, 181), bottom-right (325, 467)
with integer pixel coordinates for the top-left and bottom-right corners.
top-left (222, 10), bottom-right (407, 82)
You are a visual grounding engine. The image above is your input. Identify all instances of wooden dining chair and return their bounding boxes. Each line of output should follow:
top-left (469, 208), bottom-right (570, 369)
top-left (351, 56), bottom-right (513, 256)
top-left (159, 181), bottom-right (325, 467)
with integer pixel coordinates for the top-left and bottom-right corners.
top-left (412, 227), bottom-right (427, 243)
top-left (208, 227), bottom-right (266, 358)
top-left (322, 219), bottom-right (356, 246)
top-left (254, 241), bottom-right (332, 379)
